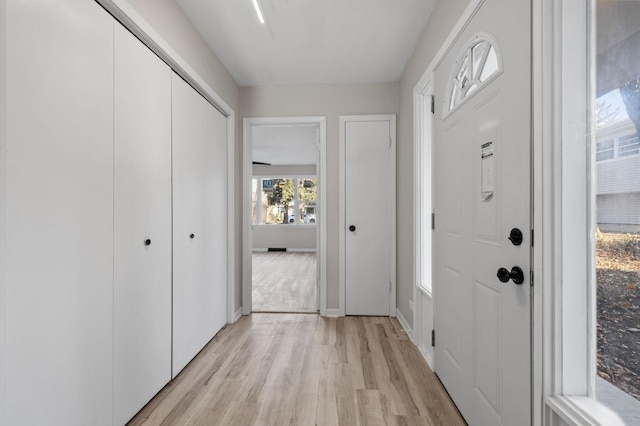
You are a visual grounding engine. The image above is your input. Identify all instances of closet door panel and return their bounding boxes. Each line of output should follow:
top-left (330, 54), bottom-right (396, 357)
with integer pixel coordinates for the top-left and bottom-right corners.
top-left (172, 73), bottom-right (210, 376)
top-left (113, 23), bottom-right (172, 425)
top-left (4, 1), bottom-right (114, 424)
top-left (205, 108), bottom-right (228, 336)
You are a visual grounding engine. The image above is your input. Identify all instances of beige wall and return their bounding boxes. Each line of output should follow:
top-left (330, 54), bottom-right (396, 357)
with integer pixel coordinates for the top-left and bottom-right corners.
top-left (241, 83), bottom-right (399, 309)
top-left (396, 0), bottom-right (471, 326)
top-left (124, 0), bottom-right (244, 313)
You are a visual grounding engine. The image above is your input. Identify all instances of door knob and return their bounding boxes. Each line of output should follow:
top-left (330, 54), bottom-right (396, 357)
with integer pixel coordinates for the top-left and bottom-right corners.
top-left (349, 225), bottom-right (356, 232)
top-left (190, 233), bottom-right (195, 239)
top-left (508, 228), bottom-right (523, 246)
top-left (144, 239), bottom-right (151, 246)
top-left (497, 266), bottom-right (524, 285)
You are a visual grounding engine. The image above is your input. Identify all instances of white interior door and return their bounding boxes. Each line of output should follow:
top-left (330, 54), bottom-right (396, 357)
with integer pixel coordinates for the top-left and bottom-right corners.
top-left (433, 0), bottom-right (531, 424)
top-left (113, 22), bottom-right (172, 425)
top-left (342, 115), bottom-right (396, 316)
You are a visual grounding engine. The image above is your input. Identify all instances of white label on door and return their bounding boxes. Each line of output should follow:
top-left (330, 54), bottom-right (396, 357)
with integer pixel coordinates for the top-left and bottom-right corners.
top-left (481, 141), bottom-right (494, 200)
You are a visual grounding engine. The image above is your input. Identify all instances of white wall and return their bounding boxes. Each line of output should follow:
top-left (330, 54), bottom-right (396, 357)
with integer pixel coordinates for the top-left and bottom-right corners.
top-left (396, 0), bottom-right (472, 327)
top-left (241, 83), bottom-right (399, 309)
top-left (125, 0), bottom-right (244, 312)
top-left (252, 227), bottom-right (316, 250)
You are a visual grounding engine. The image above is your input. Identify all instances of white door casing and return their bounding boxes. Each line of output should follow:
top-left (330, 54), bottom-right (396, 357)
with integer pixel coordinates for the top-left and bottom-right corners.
top-left (340, 115), bottom-right (396, 317)
top-left (242, 116), bottom-right (327, 316)
top-left (433, 0), bottom-right (532, 424)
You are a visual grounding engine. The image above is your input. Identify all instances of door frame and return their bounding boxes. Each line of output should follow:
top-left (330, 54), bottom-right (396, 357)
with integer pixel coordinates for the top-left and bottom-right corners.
top-left (339, 114), bottom-right (397, 317)
top-left (242, 116), bottom-right (327, 316)
top-left (413, 73), bottom-right (435, 367)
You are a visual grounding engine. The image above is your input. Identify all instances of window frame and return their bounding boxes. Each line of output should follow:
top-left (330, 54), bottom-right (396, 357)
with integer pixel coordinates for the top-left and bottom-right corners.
top-left (443, 31), bottom-right (503, 118)
top-left (539, 0), bottom-right (631, 424)
top-left (251, 174), bottom-right (318, 227)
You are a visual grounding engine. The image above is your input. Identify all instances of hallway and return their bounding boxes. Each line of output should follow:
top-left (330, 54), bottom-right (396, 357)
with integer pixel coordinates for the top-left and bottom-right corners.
top-left (129, 314), bottom-right (465, 425)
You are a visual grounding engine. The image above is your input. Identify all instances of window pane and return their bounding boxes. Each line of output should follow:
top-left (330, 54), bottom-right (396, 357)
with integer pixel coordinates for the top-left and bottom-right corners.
top-left (298, 178), bottom-right (317, 223)
top-left (595, 0), bottom-right (640, 415)
top-left (251, 178), bottom-right (258, 224)
top-left (479, 45), bottom-right (499, 82)
top-left (596, 139), bottom-right (615, 161)
top-left (472, 41), bottom-right (490, 79)
top-left (618, 134), bottom-right (639, 157)
top-left (261, 178), bottom-right (295, 224)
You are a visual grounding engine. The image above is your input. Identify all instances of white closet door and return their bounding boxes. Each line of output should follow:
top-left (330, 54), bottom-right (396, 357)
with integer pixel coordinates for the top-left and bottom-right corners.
top-left (4, 1), bottom-right (114, 425)
top-left (113, 23), bottom-right (172, 425)
top-left (205, 95), bottom-right (228, 340)
top-left (172, 73), bottom-right (227, 376)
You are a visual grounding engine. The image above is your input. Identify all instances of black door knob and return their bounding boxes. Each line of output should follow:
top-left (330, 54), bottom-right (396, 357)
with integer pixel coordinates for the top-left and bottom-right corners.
top-left (349, 225), bottom-right (356, 232)
top-left (190, 233), bottom-right (195, 239)
top-left (144, 239), bottom-right (151, 246)
top-left (508, 228), bottom-right (523, 246)
top-left (497, 266), bottom-right (524, 285)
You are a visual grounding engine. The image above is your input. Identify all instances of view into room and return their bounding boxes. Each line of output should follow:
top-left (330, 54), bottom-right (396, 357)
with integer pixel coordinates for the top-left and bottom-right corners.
top-left (250, 124), bottom-right (319, 313)
top-left (594, 1), bottom-right (640, 421)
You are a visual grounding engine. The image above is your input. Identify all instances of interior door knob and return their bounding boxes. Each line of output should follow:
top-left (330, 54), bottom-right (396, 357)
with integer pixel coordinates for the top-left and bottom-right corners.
top-left (497, 266), bottom-right (524, 285)
top-left (144, 239), bottom-right (151, 246)
top-left (349, 225), bottom-right (356, 232)
top-left (190, 233), bottom-right (195, 239)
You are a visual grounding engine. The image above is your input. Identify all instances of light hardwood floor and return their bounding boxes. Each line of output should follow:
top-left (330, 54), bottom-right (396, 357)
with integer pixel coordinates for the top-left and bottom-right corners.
top-left (129, 314), bottom-right (466, 426)
top-left (252, 251), bottom-right (317, 313)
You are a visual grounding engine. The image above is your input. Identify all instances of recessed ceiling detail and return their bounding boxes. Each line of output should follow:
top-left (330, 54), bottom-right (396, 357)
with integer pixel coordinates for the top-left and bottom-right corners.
top-left (176, 0), bottom-right (438, 87)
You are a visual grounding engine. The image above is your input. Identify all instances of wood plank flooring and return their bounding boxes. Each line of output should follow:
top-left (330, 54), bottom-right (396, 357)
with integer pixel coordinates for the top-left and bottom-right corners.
top-left (252, 251), bottom-right (317, 313)
top-left (129, 314), bottom-right (466, 426)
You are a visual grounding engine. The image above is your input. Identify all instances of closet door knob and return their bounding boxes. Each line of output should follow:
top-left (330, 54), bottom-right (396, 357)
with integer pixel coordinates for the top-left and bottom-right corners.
top-left (144, 239), bottom-right (151, 246)
top-left (190, 233), bottom-right (195, 239)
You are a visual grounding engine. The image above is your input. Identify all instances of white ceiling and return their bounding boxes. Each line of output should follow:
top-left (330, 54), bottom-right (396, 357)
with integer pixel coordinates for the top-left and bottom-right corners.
top-left (252, 125), bottom-right (318, 165)
top-left (175, 0), bottom-right (438, 87)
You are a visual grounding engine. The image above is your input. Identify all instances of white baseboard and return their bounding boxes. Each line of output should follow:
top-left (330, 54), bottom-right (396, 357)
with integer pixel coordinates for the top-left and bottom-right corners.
top-left (233, 308), bottom-right (243, 322)
top-left (396, 309), bottom-right (415, 343)
top-left (252, 248), bottom-right (268, 252)
top-left (325, 309), bottom-right (340, 318)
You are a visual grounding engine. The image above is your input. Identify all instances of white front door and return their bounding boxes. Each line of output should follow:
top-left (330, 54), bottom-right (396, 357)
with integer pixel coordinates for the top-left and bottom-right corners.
top-left (433, 0), bottom-right (531, 424)
top-left (341, 115), bottom-right (396, 316)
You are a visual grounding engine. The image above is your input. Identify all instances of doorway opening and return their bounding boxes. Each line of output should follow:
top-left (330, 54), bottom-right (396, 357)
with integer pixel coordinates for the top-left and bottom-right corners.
top-left (243, 117), bottom-right (327, 315)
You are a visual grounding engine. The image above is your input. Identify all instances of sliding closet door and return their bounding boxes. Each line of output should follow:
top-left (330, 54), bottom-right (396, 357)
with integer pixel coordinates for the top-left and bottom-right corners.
top-left (205, 93), bottom-right (228, 338)
top-left (4, 1), bottom-right (114, 424)
top-left (113, 23), bottom-right (172, 425)
top-left (172, 73), bottom-right (227, 376)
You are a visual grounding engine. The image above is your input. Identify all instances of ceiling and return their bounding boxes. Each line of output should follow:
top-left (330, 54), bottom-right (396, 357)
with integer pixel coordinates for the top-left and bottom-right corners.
top-left (175, 0), bottom-right (438, 87)
top-left (252, 125), bottom-right (318, 165)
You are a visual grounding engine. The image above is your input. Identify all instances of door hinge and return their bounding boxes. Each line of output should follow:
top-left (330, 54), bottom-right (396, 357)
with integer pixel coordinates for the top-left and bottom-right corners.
top-left (531, 229), bottom-right (534, 247)
top-left (431, 213), bottom-right (435, 230)
top-left (530, 270), bottom-right (534, 287)
top-left (389, 281), bottom-right (392, 293)
top-left (431, 329), bottom-right (435, 347)
top-left (389, 136), bottom-right (392, 149)
top-left (431, 95), bottom-right (435, 114)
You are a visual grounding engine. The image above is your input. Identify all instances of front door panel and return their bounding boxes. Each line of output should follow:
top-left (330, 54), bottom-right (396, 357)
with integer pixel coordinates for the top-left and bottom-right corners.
top-left (433, 0), bottom-right (531, 424)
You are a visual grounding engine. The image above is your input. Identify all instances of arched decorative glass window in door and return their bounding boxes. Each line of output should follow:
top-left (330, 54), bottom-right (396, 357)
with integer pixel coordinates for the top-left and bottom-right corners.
top-left (445, 32), bottom-right (503, 116)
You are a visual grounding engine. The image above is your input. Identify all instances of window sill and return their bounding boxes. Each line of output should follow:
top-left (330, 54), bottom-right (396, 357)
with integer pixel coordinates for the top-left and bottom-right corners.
top-left (545, 395), bottom-right (625, 426)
